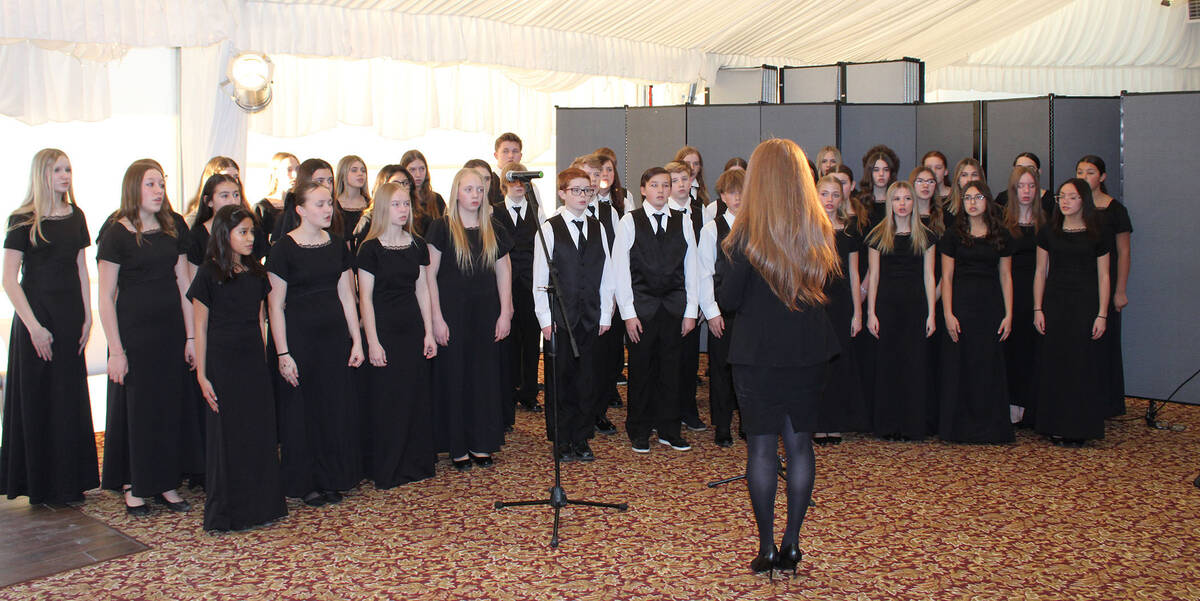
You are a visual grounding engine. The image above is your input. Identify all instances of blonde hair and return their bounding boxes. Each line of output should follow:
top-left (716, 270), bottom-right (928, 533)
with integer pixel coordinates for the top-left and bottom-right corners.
top-left (499, 162), bottom-right (528, 194)
top-left (908, 165), bottom-right (946, 237)
top-left (362, 182), bottom-right (412, 243)
top-left (11, 149), bottom-right (77, 247)
top-left (446, 168), bottom-right (498, 273)
top-left (866, 181), bottom-right (930, 255)
top-left (117, 159), bottom-right (178, 246)
top-left (816, 146), bottom-right (843, 175)
top-left (722, 139), bottom-right (839, 310)
top-left (1003, 165), bottom-right (1045, 235)
top-left (335, 155), bottom-right (372, 207)
top-left (185, 156), bottom-right (239, 218)
top-left (947, 158), bottom-right (985, 216)
top-left (266, 152), bottom-right (298, 198)
top-left (815, 174), bottom-right (849, 227)
top-left (672, 146), bottom-right (709, 204)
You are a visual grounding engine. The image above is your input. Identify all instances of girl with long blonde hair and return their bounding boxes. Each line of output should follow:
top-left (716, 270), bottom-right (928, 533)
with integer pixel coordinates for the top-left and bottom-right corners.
top-left (335, 155), bottom-right (371, 248)
top-left (425, 168), bottom-right (513, 470)
top-left (1, 149), bottom-right (98, 505)
top-left (718, 138), bottom-right (840, 578)
top-left (255, 152), bottom-right (298, 244)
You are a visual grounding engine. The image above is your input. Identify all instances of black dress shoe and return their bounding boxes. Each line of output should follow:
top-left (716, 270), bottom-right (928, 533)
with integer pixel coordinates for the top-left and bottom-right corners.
top-left (519, 399), bottom-right (543, 413)
top-left (595, 417), bottom-right (617, 435)
top-left (471, 454), bottom-right (494, 468)
top-left (776, 543), bottom-right (802, 576)
top-left (302, 491), bottom-right (327, 507)
top-left (556, 444), bottom-right (578, 463)
top-left (715, 432), bottom-right (734, 448)
top-left (153, 494), bottom-right (191, 512)
top-left (125, 501), bottom-right (150, 516)
top-left (574, 441), bottom-right (595, 462)
top-left (322, 490), bottom-right (344, 504)
top-left (452, 457), bottom-right (473, 472)
top-left (827, 434), bottom-right (842, 445)
top-left (682, 416), bottom-right (707, 432)
top-left (750, 545), bottom-right (778, 579)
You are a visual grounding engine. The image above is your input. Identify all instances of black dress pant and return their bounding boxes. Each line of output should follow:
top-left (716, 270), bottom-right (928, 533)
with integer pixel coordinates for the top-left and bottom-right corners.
top-left (625, 308), bottom-right (684, 441)
top-left (507, 286), bottom-right (541, 418)
top-left (679, 325), bottom-right (702, 423)
top-left (707, 313), bottom-right (737, 435)
top-left (543, 326), bottom-right (599, 445)
top-left (596, 326), bottom-right (624, 418)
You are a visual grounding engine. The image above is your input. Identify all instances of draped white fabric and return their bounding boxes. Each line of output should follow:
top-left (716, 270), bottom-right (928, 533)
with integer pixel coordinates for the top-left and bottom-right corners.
top-left (0, 41), bottom-right (110, 124)
top-left (180, 42), bottom-right (249, 198)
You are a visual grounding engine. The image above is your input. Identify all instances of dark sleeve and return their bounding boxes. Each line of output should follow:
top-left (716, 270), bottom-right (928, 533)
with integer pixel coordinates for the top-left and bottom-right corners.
top-left (259, 274), bottom-right (272, 301)
top-left (493, 217), bottom-right (514, 258)
top-left (173, 212), bottom-right (190, 255)
top-left (1096, 236), bottom-right (1112, 258)
top-left (336, 235), bottom-right (351, 272)
top-left (266, 239), bottom-right (290, 281)
top-left (76, 210), bottom-right (92, 250)
top-left (186, 223), bottom-right (207, 266)
top-left (434, 193), bottom-right (447, 215)
top-left (252, 225), bottom-right (269, 261)
top-left (716, 246), bottom-right (751, 313)
top-left (997, 230), bottom-right (1014, 258)
top-left (186, 264), bottom-right (213, 306)
top-left (4, 214), bottom-right (30, 252)
top-left (414, 238), bottom-right (430, 266)
top-left (1036, 228), bottom-right (1051, 251)
top-left (356, 240), bottom-right (379, 276)
top-left (847, 229), bottom-right (863, 255)
top-left (939, 232), bottom-right (958, 258)
top-left (1115, 201), bottom-right (1133, 234)
top-left (424, 217), bottom-right (448, 252)
top-left (96, 226), bottom-right (126, 264)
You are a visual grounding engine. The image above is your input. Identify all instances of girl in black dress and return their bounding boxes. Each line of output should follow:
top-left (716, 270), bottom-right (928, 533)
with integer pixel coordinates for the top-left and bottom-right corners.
top-left (938, 181), bottom-right (1014, 443)
top-left (357, 182), bottom-right (438, 488)
top-left (401, 150), bottom-right (445, 235)
top-left (1, 149), bottom-right (97, 505)
top-left (858, 150), bottom-right (897, 224)
top-left (98, 159), bottom-right (194, 515)
top-left (1076, 155), bottom-right (1130, 418)
top-left (912, 165), bottom-right (947, 433)
top-left (1033, 179), bottom-right (1111, 446)
top-left (189, 205), bottom-right (286, 531)
top-left (335, 155), bottom-right (370, 249)
top-left (921, 151), bottom-right (951, 204)
top-left (995, 153), bottom-right (1054, 214)
top-left (947, 158), bottom-right (984, 217)
top-left (273, 159), bottom-right (340, 243)
top-left (267, 182), bottom-right (365, 506)
top-left (1003, 166), bottom-right (1045, 425)
top-left (183, 156), bottom-right (239, 225)
top-left (255, 152), bottom-right (298, 245)
top-left (188, 174), bottom-right (266, 277)
top-left (718, 139), bottom-right (841, 578)
top-left (814, 174), bottom-right (867, 443)
top-left (426, 168), bottom-right (513, 471)
top-left (866, 182), bottom-right (936, 440)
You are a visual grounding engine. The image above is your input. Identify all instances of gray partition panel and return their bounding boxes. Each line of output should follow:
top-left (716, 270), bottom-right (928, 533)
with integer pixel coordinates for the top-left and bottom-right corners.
top-left (917, 102), bottom-right (978, 171)
top-left (984, 97), bottom-right (1049, 196)
top-left (1051, 97), bottom-right (1122, 199)
top-left (555, 107), bottom-right (626, 182)
top-left (759, 104), bottom-right (838, 166)
top-left (781, 66), bottom-right (840, 103)
top-left (1119, 92), bottom-right (1200, 404)
top-left (685, 105), bottom-right (761, 198)
top-left (625, 106), bottom-right (687, 204)
top-left (840, 104), bottom-right (917, 178)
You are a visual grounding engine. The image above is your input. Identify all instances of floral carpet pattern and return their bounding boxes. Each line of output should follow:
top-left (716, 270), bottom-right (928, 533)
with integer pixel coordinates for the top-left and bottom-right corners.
top-left (2, 395), bottom-right (1198, 600)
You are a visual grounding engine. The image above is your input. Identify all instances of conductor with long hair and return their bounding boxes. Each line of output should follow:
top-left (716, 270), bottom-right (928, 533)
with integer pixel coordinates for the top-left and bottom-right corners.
top-left (718, 139), bottom-right (841, 578)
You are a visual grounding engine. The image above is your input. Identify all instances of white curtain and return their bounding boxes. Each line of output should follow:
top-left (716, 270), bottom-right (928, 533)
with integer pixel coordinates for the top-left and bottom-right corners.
top-left (180, 41), bottom-right (248, 198)
top-left (0, 41), bottom-right (110, 124)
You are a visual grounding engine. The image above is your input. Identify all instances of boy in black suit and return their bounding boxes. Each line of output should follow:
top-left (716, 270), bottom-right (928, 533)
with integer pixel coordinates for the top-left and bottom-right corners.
top-left (494, 162), bottom-right (542, 421)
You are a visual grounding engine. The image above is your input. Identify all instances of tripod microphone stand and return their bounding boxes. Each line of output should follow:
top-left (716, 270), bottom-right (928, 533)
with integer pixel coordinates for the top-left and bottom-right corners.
top-left (495, 208), bottom-right (627, 548)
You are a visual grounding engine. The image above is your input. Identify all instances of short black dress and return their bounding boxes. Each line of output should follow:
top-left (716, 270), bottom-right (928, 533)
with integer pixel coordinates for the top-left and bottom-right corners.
top-left (938, 230), bottom-right (1014, 443)
top-left (1094, 200), bottom-right (1131, 417)
top-left (187, 263), bottom-right (286, 531)
top-left (356, 238), bottom-right (435, 487)
top-left (266, 234), bottom-right (363, 496)
top-left (1034, 228), bottom-right (1110, 441)
top-left (425, 217), bottom-right (513, 458)
top-left (0, 209), bottom-right (98, 504)
top-left (98, 214), bottom-right (194, 497)
top-left (870, 234), bottom-right (933, 439)
top-left (817, 228), bottom-right (869, 433)
top-left (1005, 225), bottom-right (1038, 422)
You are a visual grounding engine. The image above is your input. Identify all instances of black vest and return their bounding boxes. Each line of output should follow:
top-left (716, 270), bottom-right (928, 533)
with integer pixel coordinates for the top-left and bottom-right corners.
top-left (549, 215), bottom-right (605, 332)
top-left (629, 208), bottom-right (688, 319)
top-left (493, 200), bottom-right (539, 291)
top-left (686, 199), bottom-right (704, 241)
top-left (594, 202), bottom-right (617, 251)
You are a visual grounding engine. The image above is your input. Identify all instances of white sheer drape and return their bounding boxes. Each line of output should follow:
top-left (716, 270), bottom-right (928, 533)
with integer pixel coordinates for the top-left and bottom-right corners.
top-left (0, 41), bottom-right (110, 124)
top-left (180, 42), bottom-right (248, 198)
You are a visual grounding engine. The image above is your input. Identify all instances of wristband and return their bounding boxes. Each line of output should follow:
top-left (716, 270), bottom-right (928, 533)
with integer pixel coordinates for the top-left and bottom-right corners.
top-left (278, 351), bottom-right (291, 357)
top-left (1097, 315), bottom-right (1107, 320)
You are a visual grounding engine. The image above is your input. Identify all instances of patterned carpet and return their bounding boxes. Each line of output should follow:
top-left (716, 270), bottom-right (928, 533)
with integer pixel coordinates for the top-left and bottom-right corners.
top-left (2, 390), bottom-right (1199, 600)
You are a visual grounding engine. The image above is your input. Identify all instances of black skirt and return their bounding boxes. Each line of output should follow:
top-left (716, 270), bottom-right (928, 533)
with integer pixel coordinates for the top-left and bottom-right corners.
top-left (733, 362), bottom-right (829, 435)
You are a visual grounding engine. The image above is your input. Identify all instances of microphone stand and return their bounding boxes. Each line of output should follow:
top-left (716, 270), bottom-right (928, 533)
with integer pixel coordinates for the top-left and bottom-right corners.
top-left (495, 199), bottom-right (628, 548)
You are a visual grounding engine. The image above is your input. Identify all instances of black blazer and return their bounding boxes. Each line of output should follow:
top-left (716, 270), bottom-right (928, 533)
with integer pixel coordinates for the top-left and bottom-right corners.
top-left (717, 245), bottom-right (840, 367)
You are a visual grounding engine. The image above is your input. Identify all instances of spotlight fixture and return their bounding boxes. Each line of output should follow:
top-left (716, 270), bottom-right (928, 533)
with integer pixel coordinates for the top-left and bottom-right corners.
top-left (1162, 1), bottom-right (1171, 7)
top-left (225, 52), bottom-right (274, 113)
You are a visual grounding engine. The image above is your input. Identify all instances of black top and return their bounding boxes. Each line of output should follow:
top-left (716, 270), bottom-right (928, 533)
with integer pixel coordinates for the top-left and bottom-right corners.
top-left (718, 245), bottom-right (839, 367)
top-left (1009, 225), bottom-right (1038, 275)
top-left (1037, 227), bottom-right (1110, 291)
top-left (5, 209), bottom-right (90, 291)
top-left (1093, 199), bottom-right (1132, 284)
top-left (186, 263), bottom-right (270, 341)
top-left (424, 217), bottom-right (514, 294)
top-left (491, 200), bottom-right (540, 293)
top-left (939, 230), bottom-right (1013, 279)
top-left (186, 218), bottom-right (268, 266)
top-left (96, 213), bottom-right (189, 284)
top-left (266, 234), bottom-right (351, 296)
top-left (355, 237), bottom-right (430, 301)
top-left (628, 208), bottom-right (688, 319)
top-left (870, 234), bottom-right (926, 281)
top-left (254, 199), bottom-right (283, 245)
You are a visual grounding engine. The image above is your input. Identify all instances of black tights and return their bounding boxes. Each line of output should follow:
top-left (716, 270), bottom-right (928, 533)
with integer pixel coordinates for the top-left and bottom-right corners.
top-left (745, 416), bottom-right (814, 551)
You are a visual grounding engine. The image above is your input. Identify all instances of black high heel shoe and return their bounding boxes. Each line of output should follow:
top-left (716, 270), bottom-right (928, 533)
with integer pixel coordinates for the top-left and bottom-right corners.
top-left (776, 544), bottom-right (802, 577)
top-left (153, 494), bottom-right (191, 513)
top-left (750, 545), bottom-right (778, 579)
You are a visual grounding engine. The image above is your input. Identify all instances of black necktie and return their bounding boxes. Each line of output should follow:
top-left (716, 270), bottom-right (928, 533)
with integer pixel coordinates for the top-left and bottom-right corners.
top-left (652, 212), bottom-right (665, 238)
top-left (513, 206), bottom-right (524, 228)
top-left (587, 204), bottom-right (596, 217)
top-left (572, 219), bottom-right (586, 250)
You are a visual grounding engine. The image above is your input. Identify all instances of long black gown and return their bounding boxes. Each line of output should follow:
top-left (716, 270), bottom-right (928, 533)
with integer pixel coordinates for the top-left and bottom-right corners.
top-left (1006, 225), bottom-right (1038, 424)
top-left (1094, 200), bottom-right (1131, 417)
top-left (0, 209), bottom-right (98, 504)
top-left (266, 234), bottom-right (362, 496)
top-left (1034, 228), bottom-right (1110, 441)
top-left (98, 214), bottom-right (193, 497)
top-left (817, 227), bottom-right (869, 433)
top-left (870, 234), bottom-right (932, 440)
top-left (850, 217), bottom-right (877, 418)
top-left (356, 238), bottom-right (435, 487)
top-left (187, 263), bottom-right (286, 531)
top-left (938, 231), bottom-right (1014, 443)
top-left (425, 217), bottom-right (513, 459)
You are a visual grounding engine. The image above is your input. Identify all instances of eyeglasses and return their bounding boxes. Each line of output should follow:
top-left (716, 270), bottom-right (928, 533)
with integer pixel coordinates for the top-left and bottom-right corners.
top-left (963, 194), bottom-right (987, 202)
top-left (396, 181), bottom-right (412, 189)
top-left (565, 187), bottom-right (596, 197)
top-left (914, 178), bottom-right (936, 185)
top-left (1055, 193), bottom-right (1082, 202)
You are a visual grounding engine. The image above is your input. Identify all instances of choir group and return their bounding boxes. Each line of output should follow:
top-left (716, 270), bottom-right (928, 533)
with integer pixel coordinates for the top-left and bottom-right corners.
top-left (0, 132), bottom-right (1131, 533)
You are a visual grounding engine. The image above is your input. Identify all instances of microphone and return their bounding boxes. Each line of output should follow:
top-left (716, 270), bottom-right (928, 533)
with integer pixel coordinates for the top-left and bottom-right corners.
top-left (505, 170), bottom-right (544, 182)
